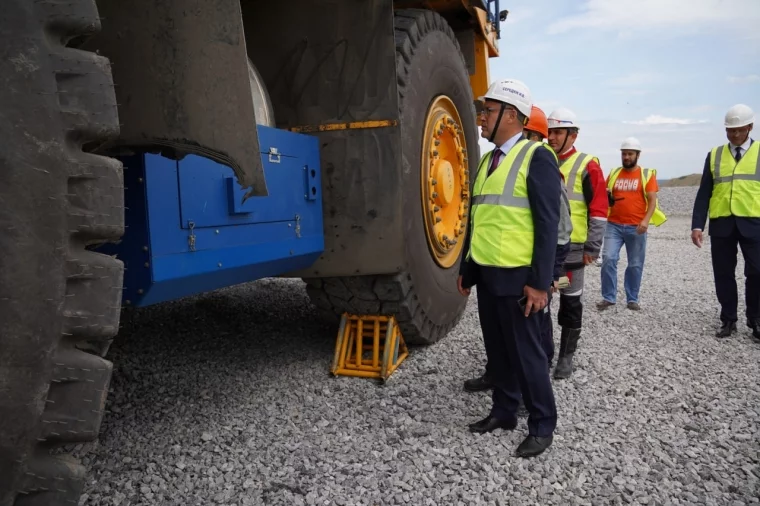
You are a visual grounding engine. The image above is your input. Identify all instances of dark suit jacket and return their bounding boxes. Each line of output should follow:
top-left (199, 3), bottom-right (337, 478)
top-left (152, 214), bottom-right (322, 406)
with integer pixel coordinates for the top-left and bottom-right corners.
top-left (691, 139), bottom-right (760, 238)
top-left (459, 142), bottom-right (561, 297)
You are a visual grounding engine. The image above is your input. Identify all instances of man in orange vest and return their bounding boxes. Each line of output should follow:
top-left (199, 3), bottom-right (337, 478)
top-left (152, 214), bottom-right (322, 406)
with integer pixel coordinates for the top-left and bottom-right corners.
top-left (597, 137), bottom-right (661, 311)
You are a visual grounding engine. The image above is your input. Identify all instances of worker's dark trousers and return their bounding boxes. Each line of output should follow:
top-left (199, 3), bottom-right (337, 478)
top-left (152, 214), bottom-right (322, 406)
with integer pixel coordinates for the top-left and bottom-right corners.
top-left (540, 293), bottom-right (554, 368)
top-left (711, 231), bottom-right (760, 323)
top-left (477, 284), bottom-right (557, 437)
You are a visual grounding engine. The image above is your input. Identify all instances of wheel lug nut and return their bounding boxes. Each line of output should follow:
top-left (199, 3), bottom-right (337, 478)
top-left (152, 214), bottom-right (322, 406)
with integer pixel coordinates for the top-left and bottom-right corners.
top-left (431, 179), bottom-right (438, 185)
top-left (436, 217), bottom-right (442, 223)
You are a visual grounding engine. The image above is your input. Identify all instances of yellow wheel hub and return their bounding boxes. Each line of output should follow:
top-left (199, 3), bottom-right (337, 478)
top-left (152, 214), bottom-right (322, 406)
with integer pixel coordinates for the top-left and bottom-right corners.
top-left (421, 96), bottom-right (469, 269)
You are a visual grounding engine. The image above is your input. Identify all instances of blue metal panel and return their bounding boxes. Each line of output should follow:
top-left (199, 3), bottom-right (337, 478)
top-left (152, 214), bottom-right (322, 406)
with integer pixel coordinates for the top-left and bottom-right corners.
top-left (93, 126), bottom-right (324, 307)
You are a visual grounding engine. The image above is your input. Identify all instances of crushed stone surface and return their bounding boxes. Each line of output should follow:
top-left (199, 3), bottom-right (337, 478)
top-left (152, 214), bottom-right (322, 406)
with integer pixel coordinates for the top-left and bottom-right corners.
top-left (77, 187), bottom-right (760, 505)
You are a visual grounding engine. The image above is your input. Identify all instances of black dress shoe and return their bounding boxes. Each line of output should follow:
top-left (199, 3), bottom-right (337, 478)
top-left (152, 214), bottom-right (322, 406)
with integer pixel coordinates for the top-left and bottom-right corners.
top-left (515, 435), bottom-right (553, 457)
top-left (748, 319), bottom-right (760, 339)
top-left (463, 373), bottom-right (493, 392)
top-left (716, 321), bottom-right (737, 337)
top-left (468, 415), bottom-right (517, 434)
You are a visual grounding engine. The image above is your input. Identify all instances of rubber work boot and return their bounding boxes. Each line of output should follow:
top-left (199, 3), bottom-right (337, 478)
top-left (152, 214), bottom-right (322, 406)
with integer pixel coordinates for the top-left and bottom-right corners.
top-left (553, 328), bottom-right (581, 380)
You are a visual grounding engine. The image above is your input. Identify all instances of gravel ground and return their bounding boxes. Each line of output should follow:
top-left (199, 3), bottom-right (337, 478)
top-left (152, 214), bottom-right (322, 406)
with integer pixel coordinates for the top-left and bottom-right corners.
top-left (77, 187), bottom-right (760, 506)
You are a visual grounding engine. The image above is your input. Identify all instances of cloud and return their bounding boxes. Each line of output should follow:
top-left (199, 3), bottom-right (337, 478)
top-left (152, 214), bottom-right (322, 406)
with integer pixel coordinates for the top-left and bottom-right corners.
top-left (727, 75), bottom-right (760, 84)
top-left (623, 115), bottom-right (708, 126)
top-left (547, 0), bottom-right (760, 35)
top-left (604, 72), bottom-right (659, 88)
top-left (610, 89), bottom-right (651, 97)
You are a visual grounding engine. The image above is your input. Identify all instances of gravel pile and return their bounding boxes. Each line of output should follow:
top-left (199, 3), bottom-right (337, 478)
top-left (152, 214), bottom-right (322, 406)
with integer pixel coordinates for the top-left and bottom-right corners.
top-left (77, 186), bottom-right (759, 505)
top-left (656, 186), bottom-right (699, 217)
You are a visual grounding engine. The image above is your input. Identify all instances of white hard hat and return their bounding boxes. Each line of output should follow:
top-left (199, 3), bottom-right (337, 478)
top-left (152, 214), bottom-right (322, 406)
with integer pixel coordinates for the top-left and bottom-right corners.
top-left (478, 79), bottom-right (532, 117)
top-left (621, 136), bottom-right (641, 151)
top-left (547, 107), bottom-right (580, 130)
top-left (724, 104), bottom-right (754, 128)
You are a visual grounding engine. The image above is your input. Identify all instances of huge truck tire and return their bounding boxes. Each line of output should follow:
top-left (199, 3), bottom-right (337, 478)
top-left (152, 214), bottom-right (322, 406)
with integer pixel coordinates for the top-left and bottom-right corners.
top-left (305, 9), bottom-right (478, 345)
top-left (0, 1), bottom-right (123, 505)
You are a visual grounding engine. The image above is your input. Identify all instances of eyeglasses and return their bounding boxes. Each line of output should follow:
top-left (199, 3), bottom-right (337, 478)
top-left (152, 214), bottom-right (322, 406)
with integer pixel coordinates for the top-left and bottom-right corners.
top-left (479, 106), bottom-right (499, 117)
top-left (480, 106), bottom-right (518, 117)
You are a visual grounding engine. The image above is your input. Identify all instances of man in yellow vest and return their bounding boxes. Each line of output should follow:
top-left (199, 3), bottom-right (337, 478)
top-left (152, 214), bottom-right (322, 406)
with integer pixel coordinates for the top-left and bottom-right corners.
top-left (597, 137), bottom-right (666, 312)
top-left (463, 105), bottom-right (571, 395)
top-left (546, 108), bottom-right (609, 379)
top-left (458, 79), bottom-right (561, 457)
top-left (691, 104), bottom-right (760, 339)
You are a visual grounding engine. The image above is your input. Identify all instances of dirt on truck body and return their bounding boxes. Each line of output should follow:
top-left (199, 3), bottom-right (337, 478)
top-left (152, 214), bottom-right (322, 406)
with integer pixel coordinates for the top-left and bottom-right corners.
top-left (0, 1), bottom-right (504, 504)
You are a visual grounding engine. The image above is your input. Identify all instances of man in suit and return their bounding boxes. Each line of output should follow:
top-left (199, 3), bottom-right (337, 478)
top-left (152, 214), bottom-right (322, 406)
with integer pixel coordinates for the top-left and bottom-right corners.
top-left (692, 103), bottom-right (760, 339)
top-left (458, 79), bottom-right (561, 457)
top-left (463, 104), bottom-right (571, 395)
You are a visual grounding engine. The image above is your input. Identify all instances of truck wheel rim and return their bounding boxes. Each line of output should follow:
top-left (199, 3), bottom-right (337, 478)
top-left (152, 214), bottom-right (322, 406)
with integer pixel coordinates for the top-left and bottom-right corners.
top-left (420, 95), bottom-right (469, 269)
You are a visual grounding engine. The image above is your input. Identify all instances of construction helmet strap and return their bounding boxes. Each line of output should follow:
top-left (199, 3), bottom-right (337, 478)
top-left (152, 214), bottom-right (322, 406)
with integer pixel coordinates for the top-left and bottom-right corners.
top-left (557, 129), bottom-right (570, 156)
top-left (488, 102), bottom-right (508, 144)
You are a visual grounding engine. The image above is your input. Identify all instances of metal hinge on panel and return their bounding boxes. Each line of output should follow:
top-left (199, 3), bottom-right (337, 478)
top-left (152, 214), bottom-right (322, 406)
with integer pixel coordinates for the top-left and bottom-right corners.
top-left (188, 221), bottom-right (197, 251)
top-left (268, 147), bottom-right (281, 164)
top-left (295, 214), bottom-right (301, 238)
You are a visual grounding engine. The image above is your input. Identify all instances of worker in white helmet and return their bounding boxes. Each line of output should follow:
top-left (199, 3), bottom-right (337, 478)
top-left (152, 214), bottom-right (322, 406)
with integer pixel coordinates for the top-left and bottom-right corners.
top-left (597, 137), bottom-right (667, 312)
top-left (457, 78), bottom-right (560, 457)
top-left (545, 107), bottom-right (609, 380)
top-left (691, 104), bottom-right (760, 339)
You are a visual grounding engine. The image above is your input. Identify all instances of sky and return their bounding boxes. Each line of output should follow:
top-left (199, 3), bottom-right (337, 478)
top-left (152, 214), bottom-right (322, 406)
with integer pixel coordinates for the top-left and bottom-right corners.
top-left (478, 0), bottom-right (760, 179)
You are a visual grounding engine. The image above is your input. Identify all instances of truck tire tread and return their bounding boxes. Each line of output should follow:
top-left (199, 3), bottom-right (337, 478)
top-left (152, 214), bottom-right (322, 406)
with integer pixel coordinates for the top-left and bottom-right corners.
top-left (304, 9), bottom-right (473, 345)
top-left (0, 1), bottom-right (123, 505)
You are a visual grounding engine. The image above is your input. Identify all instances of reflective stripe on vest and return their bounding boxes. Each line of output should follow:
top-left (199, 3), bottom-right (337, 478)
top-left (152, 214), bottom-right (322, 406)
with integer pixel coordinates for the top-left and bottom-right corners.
top-left (709, 141), bottom-right (760, 219)
top-left (467, 140), bottom-right (542, 268)
top-left (606, 167), bottom-right (668, 226)
top-left (559, 152), bottom-right (595, 244)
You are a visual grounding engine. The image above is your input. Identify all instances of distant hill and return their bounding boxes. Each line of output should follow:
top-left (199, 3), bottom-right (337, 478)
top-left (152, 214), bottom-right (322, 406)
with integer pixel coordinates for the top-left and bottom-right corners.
top-left (660, 173), bottom-right (702, 188)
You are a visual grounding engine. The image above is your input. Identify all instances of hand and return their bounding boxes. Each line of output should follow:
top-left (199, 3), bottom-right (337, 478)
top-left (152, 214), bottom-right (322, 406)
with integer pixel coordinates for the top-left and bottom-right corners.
top-left (691, 229), bottom-right (703, 249)
top-left (523, 285), bottom-right (547, 317)
top-left (457, 275), bottom-right (470, 296)
top-left (583, 253), bottom-right (596, 265)
top-left (636, 220), bottom-right (649, 235)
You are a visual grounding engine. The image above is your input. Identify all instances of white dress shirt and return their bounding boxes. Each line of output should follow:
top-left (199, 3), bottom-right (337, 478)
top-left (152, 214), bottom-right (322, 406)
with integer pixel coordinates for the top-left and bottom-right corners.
top-left (490, 131), bottom-right (524, 167)
top-left (729, 137), bottom-right (752, 159)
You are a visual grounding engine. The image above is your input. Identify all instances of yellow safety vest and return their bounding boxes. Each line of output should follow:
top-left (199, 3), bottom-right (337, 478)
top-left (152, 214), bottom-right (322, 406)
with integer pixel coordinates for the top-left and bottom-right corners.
top-left (559, 151), bottom-right (597, 244)
top-left (467, 139), bottom-right (544, 267)
top-left (709, 141), bottom-right (760, 219)
top-left (607, 167), bottom-right (668, 226)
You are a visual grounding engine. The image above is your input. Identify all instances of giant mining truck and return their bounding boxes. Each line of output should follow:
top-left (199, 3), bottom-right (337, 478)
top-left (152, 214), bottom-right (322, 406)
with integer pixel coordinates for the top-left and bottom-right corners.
top-left (0, 0), bottom-right (506, 503)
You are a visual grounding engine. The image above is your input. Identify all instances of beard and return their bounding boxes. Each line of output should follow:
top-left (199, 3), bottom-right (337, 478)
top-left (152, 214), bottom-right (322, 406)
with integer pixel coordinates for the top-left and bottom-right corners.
top-left (623, 158), bottom-right (638, 169)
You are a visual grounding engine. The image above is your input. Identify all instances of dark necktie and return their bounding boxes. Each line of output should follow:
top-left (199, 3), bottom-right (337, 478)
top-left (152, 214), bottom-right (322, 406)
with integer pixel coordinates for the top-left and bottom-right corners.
top-left (488, 148), bottom-right (503, 176)
top-left (735, 147), bottom-right (742, 162)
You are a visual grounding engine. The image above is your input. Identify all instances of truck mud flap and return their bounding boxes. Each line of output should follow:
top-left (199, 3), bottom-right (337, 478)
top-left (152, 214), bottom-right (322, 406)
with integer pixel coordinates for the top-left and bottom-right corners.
top-left (82, 0), bottom-right (268, 198)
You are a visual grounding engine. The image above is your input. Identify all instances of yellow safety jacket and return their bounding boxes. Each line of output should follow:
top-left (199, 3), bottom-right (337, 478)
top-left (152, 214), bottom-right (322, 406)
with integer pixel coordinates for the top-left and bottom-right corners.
top-left (467, 139), bottom-right (544, 267)
top-left (709, 141), bottom-right (760, 219)
top-left (607, 167), bottom-right (667, 226)
top-left (559, 151), bottom-right (597, 244)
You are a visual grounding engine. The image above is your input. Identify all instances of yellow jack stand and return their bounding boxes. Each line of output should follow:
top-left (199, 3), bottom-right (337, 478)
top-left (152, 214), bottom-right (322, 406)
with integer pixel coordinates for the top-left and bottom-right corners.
top-left (330, 313), bottom-right (409, 382)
